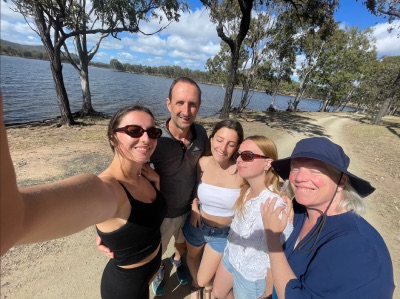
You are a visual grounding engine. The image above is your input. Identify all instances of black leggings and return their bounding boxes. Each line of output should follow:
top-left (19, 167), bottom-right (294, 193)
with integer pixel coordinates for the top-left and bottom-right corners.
top-left (100, 247), bottom-right (162, 299)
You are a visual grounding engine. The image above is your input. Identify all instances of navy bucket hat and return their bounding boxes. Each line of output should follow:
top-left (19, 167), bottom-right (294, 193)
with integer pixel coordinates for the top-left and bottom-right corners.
top-left (271, 137), bottom-right (375, 197)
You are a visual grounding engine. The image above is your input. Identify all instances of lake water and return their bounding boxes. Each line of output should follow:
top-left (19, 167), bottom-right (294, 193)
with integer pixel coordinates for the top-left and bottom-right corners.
top-left (1, 55), bottom-right (339, 125)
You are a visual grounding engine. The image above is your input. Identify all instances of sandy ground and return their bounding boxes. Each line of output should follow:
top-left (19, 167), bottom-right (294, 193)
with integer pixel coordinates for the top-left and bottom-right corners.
top-left (1, 110), bottom-right (399, 299)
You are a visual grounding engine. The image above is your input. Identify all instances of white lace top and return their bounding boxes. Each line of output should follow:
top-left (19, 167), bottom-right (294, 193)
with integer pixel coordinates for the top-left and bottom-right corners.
top-left (226, 188), bottom-right (293, 281)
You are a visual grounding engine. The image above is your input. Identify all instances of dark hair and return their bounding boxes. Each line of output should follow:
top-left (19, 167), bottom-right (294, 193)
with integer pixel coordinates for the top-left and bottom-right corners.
top-left (107, 105), bottom-right (155, 152)
top-left (205, 120), bottom-right (244, 157)
top-left (168, 77), bottom-right (202, 103)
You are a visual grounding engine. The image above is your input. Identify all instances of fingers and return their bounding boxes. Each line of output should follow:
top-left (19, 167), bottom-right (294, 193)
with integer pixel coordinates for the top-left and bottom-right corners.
top-left (96, 235), bottom-right (114, 258)
top-left (287, 203), bottom-right (294, 223)
top-left (95, 234), bottom-right (102, 246)
top-left (261, 197), bottom-right (289, 234)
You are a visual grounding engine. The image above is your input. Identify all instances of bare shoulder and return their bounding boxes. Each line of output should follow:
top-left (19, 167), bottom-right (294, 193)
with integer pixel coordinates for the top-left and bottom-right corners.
top-left (97, 174), bottom-right (125, 203)
top-left (198, 155), bottom-right (212, 169)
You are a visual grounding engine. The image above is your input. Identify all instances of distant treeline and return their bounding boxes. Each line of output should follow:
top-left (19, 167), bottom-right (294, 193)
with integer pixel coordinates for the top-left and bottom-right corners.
top-left (0, 43), bottom-right (325, 101)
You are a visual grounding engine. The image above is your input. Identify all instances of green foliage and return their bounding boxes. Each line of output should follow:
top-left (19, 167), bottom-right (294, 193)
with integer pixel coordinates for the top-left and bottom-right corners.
top-left (109, 59), bottom-right (125, 71)
top-left (311, 26), bottom-right (377, 110)
top-left (353, 55), bottom-right (400, 112)
top-left (364, 0), bottom-right (400, 25)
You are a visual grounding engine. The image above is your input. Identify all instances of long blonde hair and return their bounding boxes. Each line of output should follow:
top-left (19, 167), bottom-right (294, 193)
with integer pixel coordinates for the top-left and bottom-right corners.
top-left (234, 135), bottom-right (281, 216)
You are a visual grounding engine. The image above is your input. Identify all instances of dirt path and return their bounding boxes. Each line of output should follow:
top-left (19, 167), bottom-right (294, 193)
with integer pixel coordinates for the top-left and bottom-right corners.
top-left (1, 112), bottom-right (398, 299)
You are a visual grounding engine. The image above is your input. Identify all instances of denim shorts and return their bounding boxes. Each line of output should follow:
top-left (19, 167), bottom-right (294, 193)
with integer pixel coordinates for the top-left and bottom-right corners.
top-left (182, 212), bottom-right (230, 253)
top-left (222, 248), bottom-right (266, 299)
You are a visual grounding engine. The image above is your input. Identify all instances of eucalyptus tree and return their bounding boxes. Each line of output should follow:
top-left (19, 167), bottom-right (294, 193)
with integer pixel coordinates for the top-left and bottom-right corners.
top-left (261, 20), bottom-right (297, 108)
top-left (312, 26), bottom-right (376, 112)
top-left (60, 0), bottom-right (183, 117)
top-left (205, 42), bottom-right (231, 85)
top-left (263, 50), bottom-right (295, 108)
top-left (292, 28), bottom-right (330, 111)
top-left (363, 0), bottom-right (399, 124)
top-left (237, 0), bottom-right (336, 112)
top-left (9, 0), bottom-right (186, 125)
top-left (364, 0), bottom-right (400, 27)
top-left (201, 0), bottom-right (253, 118)
top-left (202, 0), bottom-right (338, 118)
top-left (355, 56), bottom-right (400, 123)
top-left (110, 59), bottom-right (125, 72)
top-left (236, 2), bottom-right (285, 112)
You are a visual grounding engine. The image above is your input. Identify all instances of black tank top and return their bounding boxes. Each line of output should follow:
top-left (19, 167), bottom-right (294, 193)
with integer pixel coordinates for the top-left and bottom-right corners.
top-left (96, 182), bottom-right (166, 266)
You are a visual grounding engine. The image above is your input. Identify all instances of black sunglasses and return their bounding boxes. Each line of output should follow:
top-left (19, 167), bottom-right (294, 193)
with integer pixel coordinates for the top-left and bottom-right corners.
top-left (114, 125), bottom-right (162, 139)
top-left (237, 150), bottom-right (269, 162)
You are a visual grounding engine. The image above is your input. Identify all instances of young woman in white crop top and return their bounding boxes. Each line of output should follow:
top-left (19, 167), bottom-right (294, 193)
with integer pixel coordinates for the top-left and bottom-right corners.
top-left (213, 136), bottom-right (293, 299)
top-left (182, 120), bottom-right (244, 299)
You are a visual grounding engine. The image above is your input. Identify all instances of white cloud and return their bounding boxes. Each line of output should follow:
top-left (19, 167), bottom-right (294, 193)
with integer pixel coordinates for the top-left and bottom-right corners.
top-left (93, 51), bottom-right (112, 63)
top-left (5, 2), bottom-right (397, 71)
top-left (128, 35), bottom-right (168, 56)
top-left (117, 52), bottom-right (138, 63)
top-left (371, 21), bottom-right (400, 57)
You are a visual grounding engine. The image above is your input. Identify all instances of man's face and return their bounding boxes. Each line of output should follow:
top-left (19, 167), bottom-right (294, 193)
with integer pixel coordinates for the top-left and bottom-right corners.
top-left (166, 81), bottom-right (200, 131)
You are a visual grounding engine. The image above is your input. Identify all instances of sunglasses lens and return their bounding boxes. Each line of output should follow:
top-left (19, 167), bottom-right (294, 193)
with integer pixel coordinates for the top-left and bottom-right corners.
top-left (116, 125), bottom-right (162, 139)
top-left (126, 125), bottom-right (144, 138)
top-left (147, 128), bottom-right (162, 139)
top-left (241, 151), bottom-right (253, 161)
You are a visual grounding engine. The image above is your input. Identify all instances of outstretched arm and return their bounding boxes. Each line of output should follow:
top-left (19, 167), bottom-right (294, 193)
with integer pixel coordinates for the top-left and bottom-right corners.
top-left (1, 93), bottom-right (117, 256)
top-left (1, 92), bottom-right (24, 255)
top-left (16, 174), bottom-right (117, 246)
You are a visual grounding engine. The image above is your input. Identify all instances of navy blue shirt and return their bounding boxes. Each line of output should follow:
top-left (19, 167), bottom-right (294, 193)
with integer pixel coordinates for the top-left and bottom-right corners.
top-left (273, 204), bottom-right (394, 298)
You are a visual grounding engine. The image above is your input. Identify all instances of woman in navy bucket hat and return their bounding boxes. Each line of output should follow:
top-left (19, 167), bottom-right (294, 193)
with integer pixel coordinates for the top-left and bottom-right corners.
top-left (261, 137), bottom-right (394, 299)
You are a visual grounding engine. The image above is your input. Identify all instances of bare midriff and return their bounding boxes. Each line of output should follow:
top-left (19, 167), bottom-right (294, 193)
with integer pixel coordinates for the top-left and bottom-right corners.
top-left (201, 210), bottom-right (233, 228)
top-left (119, 243), bottom-right (161, 269)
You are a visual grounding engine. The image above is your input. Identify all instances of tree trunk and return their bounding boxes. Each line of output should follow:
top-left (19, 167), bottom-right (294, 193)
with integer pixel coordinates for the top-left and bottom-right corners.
top-left (50, 59), bottom-right (75, 125)
top-left (34, 4), bottom-right (75, 125)
top-left (220, 50), bottom-right (239, 119)
top-left (372, 97), bottom-right (391, 125)
top-left (238, 84), bottom-right (250, 112)
top-left (217, 0), bottom-right (253, 119)
top-left (238, 89), bottom-right (249, 112)
top-left (293, 79), bottom-right (307, 110)
top-left (76, 34), bottom-right (97, 116)
top-left (371, 69), bottom-right (400, 125)
top-left (320, 99), bottom-right (330, 112)
top-left (80, 64), bottom-right (95, 115)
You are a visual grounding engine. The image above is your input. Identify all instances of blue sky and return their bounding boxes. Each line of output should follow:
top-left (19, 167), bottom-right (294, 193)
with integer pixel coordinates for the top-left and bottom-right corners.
top-left (1, 0), bottom-right (399, 71)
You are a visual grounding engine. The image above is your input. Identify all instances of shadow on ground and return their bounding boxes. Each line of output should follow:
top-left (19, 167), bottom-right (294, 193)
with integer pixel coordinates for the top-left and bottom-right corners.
top-left (348, 114), bottom-right (400, 139)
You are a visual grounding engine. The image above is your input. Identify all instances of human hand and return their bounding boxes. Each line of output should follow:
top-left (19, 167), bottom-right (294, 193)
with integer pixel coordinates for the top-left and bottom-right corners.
top-left (260, 197), bottom-right (288, 236)
top-left (282, 195), bottom-right (294, 223)
top-left (96, 234), bottom-right (114, 259)
top-left (190, 198), bottom-right (200, 227)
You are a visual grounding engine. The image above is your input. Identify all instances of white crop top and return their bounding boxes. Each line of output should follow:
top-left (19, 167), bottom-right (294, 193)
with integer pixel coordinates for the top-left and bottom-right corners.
top-left (197, 182), bottom-right (240, 217)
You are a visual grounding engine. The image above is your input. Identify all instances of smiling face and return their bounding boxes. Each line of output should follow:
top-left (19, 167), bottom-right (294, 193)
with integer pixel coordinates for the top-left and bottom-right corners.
top-left (289, 158), bottom-right (344, 211)
top-left (113, 110), bottom-right (158, 164)
top-left (210, 127), bottom-right (240, 165)
top-left (166, 81), bottom-right (200, 132)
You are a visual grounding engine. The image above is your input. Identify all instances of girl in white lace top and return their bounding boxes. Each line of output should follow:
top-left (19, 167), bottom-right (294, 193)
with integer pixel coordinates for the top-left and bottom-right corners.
top-left (213, 136), bottom-right (293, 299)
